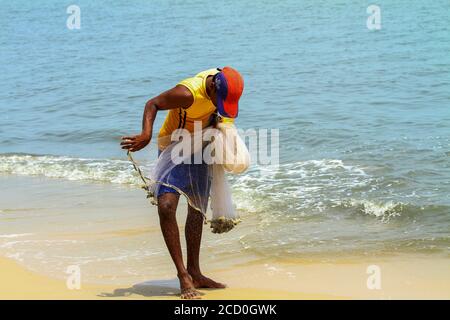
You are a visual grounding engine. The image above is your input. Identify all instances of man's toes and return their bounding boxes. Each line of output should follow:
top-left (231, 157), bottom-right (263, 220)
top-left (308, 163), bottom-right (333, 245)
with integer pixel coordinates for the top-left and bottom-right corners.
top-left (187, 292), bottom-right (201, 299)
top-left (191, 292), bottom-right (201, 299)
top-left (181, 288), bottom-right (201, 299)
top-left (181, 292), bottom-right (190, 299)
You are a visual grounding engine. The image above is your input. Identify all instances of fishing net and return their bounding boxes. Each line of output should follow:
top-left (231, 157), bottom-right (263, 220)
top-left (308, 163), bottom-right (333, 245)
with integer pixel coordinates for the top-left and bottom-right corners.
top-left (132, 122), bottom-right (249, 234)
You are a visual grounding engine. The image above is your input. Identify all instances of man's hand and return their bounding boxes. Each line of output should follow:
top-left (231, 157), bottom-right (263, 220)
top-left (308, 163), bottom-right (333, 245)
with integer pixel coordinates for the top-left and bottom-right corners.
top-left (120, 134), bottom-right (150, 152)
top-left (121, 84), bottom-right (194, 153)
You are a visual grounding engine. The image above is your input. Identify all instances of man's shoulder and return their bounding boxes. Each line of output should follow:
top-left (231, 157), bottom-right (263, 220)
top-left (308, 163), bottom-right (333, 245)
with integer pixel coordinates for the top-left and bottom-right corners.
top-left (177, 68), bottom-right (219, 97)
top-left (177, 76), bottom-right (203, 95)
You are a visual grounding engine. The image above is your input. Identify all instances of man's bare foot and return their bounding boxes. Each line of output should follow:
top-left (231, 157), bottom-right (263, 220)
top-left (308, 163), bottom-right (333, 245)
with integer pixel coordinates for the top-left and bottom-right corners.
top-left (190, 272), bottom-right (227, 289)
top-left (178, 272), bottom-right (202, 299)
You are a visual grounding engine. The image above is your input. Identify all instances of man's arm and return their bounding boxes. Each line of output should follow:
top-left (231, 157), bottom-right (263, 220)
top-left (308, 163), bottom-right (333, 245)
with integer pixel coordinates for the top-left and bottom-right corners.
top-left (121, 85), bottom-right (193, 152)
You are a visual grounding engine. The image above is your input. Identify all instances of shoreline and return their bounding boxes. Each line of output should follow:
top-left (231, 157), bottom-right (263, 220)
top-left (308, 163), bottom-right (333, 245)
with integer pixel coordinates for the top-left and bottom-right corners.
top-left (0, 174), bottom-right (449, 299)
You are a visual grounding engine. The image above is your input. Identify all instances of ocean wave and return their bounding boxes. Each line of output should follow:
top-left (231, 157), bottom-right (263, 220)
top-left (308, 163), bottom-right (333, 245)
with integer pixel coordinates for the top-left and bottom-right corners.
top-left (0, 153), bottom-right (140, 185)
top-left (231, 159), bottom-right (372, 215)
top-left (0, 154), bottom-right (370, 191)
top-left (342, 200), bottom-right (405, 222)
top-left (0, 153), bottom-right (376, 214)
top-left (2, 153), bottom-right (440, 224)
top-left (335, 200), bottom-right (450, 223)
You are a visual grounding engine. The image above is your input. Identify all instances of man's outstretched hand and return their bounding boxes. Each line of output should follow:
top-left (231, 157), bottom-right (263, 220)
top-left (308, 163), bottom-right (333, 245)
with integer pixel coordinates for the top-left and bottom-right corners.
top-left (120, 134), bottom-right (150, 152)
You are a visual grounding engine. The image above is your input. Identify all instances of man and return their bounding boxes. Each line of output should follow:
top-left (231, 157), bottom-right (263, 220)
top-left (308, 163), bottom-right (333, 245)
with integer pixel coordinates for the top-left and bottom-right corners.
top-left (121, 67), bottom-right (244, 299)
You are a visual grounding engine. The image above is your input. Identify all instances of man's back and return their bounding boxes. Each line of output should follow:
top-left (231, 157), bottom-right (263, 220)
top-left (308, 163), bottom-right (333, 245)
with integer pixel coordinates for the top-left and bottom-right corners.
top-left (157, 68), bottom-right (220, 149)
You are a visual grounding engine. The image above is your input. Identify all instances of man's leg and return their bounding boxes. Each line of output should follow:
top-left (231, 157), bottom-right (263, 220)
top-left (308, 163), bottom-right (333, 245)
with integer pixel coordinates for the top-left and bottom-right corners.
top-left (185, 205), bottom-right (226, 288)
top-left (157, 192), bottom-right (200, 299)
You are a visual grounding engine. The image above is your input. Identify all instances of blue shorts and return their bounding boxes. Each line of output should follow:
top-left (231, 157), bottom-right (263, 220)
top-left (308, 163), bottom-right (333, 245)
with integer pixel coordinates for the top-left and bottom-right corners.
top-left (156, 151), bottom-right (211, 212)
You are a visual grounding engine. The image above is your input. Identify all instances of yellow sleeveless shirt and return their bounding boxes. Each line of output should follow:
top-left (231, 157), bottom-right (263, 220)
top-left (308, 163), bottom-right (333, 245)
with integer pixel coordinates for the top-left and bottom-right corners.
top-left (158, 68), bottom-right (220, 149)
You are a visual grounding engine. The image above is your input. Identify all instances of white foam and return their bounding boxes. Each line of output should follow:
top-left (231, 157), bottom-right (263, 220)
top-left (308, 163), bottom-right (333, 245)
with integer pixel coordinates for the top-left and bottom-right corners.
top-left (1, 154), bottom-right (377, 219)
top-left (346, 199), bottom-right (403, 222)
top-left (0, 239), bottom-right (79, 249)
top-left (0, 233), bottom-right (34, 239)
top-left (231, 159), bottom-right (372, 215)
top-left (0, 154), bottom-right (140, 185)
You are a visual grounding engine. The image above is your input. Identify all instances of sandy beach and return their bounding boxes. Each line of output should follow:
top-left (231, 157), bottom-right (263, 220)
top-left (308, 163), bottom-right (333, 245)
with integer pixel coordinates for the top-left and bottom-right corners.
top-left (1, 254), bottom-right (449, 300)
top-left (1, 175), bottom-right (449, 300)
top-left (0, 256), bottom-right (329, 300)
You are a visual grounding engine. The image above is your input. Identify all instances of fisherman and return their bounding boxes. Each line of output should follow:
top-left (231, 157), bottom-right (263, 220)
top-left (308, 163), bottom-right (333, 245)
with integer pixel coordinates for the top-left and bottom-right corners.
top-left (121, 67), bottom-right (244, 299)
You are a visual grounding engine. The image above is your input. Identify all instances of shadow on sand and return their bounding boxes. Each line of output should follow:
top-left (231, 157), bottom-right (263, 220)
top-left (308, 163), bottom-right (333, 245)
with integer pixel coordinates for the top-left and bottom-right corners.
top-left (99, 279), bottom-right (181, 298)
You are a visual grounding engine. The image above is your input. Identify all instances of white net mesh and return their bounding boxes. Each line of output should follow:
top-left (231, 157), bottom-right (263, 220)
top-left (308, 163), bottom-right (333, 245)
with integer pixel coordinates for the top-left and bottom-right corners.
top-left (147, 122), bottom-right (249, 233)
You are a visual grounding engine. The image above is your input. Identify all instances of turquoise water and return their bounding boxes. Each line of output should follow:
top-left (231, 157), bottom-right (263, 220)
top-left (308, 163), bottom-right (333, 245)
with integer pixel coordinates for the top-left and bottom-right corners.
top-left (1, 0), bottom-right (449, 260)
